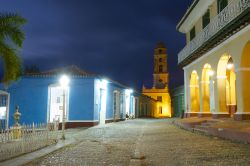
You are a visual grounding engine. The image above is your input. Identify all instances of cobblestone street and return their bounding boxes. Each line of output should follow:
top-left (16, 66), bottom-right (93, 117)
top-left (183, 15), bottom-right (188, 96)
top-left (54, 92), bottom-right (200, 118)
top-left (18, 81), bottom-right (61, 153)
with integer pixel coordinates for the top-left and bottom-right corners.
top-left (26, 119), bottom-right (250, 166)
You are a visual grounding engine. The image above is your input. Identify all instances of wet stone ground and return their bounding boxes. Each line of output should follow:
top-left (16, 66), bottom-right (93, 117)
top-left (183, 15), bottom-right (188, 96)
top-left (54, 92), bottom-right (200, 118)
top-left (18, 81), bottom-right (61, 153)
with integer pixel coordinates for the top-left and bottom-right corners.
top-left (26, 119), bottom-right (250, 166)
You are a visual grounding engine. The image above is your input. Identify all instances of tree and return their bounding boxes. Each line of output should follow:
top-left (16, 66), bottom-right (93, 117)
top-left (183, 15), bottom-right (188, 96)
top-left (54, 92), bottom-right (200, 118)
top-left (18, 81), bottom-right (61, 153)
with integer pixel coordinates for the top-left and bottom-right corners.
top-left (0, 13), bottom-right (26, 85)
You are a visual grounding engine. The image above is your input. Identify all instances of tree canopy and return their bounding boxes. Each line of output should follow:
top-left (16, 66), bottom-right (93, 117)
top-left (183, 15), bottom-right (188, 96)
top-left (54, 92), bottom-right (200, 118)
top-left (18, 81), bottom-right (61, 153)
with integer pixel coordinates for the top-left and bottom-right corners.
top-left (0, 13), bottom-right (26, 85)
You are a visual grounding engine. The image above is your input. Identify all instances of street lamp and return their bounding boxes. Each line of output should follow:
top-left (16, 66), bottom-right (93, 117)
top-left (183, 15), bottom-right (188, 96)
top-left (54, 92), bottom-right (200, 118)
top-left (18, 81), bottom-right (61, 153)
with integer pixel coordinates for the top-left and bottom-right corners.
top-left (59, 75), bottom-right (70, 140)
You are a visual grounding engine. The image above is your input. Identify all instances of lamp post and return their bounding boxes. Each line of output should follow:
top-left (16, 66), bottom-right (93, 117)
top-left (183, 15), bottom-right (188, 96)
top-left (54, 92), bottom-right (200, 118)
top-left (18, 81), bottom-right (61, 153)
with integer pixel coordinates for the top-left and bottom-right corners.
top-left (59, 75), bottom-right (70, 140)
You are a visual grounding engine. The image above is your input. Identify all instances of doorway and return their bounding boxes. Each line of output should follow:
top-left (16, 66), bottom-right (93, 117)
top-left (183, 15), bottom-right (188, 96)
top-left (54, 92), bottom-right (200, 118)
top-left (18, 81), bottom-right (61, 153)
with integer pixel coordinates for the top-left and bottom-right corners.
top-left (99, 88), bottom-right (107, 125)
top-left (48, 86), bottom-right (69, 123)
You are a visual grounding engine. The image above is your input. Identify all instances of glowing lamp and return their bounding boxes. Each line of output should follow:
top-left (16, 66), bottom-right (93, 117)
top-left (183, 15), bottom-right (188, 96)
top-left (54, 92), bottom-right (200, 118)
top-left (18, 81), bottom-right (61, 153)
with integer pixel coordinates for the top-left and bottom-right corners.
top-left (227, 63), bottom-right (233, 70)
top-left (125, 89), bottom-right (133, 95)
top-left (208, 70), bottom-right (214, 76)
top-left (59, 75), bottom-right (70, 88)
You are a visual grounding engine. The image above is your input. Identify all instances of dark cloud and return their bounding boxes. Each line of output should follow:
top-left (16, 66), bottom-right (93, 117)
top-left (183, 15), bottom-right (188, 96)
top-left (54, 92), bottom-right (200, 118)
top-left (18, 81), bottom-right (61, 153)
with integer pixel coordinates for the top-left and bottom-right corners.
top-left (0, 0), bottom-right (193, 90)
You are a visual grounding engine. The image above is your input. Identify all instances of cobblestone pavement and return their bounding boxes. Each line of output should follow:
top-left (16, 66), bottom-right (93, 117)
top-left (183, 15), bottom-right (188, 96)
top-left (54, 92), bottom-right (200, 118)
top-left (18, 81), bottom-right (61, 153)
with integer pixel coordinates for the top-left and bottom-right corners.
top-left (26, 119), bottom-right (250, 166)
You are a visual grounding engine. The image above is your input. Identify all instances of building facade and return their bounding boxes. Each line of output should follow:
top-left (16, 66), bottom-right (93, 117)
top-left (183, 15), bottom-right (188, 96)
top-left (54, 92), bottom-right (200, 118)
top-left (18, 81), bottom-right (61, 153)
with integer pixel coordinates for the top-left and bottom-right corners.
top-left (171, 86), bottom-right (184, 118)
top-left (142, 43), bottom-right (172, 118)
top-left (0, 66), bottom-right (143, 129)
top-left (177, 0), bottom-right (250, 120)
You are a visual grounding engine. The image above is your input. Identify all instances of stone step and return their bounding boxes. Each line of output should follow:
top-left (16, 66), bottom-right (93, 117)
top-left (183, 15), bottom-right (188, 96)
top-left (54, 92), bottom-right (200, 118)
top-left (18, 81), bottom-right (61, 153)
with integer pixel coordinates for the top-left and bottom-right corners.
top-left (193, 128), bottom-right (209, 135)
top-left (201, 122), bottom-right (213, 126)
top-left (206, 119), bottom-right (221, 123)
top-left (195, 125), bottom-right (209, 131)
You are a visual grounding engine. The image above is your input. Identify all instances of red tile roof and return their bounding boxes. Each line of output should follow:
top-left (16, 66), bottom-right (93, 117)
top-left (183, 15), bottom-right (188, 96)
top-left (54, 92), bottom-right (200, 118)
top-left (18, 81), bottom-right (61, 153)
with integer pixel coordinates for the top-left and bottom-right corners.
top-left (25, 65), bottom-right (97, 77)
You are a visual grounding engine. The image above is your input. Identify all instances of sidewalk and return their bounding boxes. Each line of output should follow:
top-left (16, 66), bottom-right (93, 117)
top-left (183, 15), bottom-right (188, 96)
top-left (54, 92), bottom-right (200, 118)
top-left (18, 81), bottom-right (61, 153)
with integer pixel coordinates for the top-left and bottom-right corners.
top-left (174, 117), bottom-right (250, 144)
top-left (0, 128), bottom-right (89, 166)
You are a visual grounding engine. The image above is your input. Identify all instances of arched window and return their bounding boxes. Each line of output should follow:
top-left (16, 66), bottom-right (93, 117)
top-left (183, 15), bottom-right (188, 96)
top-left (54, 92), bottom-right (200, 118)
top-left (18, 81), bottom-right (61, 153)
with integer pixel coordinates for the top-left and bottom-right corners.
top-left (159, 65), bottom-right (163, 73)
top-left (159, 58), bottom-right (162, 62)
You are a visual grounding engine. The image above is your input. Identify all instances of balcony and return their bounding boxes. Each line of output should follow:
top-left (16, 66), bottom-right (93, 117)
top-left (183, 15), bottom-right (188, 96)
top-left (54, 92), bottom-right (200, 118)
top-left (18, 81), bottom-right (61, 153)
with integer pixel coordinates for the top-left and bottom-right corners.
top-left (178, 0), bottom-right (250, 65)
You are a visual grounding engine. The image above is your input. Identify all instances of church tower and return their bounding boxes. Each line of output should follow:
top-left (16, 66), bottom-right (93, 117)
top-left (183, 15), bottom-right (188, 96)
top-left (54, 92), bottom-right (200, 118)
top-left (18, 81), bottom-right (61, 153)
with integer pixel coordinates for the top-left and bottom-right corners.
top-left (142, 42), bottom-right (172, 118)
top-left (153, 42), bottom-right (169, 89)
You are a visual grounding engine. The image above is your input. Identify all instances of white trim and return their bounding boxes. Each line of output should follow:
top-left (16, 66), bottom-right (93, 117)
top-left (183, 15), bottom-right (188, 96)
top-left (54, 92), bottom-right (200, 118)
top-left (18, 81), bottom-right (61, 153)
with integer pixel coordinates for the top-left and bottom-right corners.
top-left (0, 90), bottom-right (9, 95)
top-left (67, 120), bottom-right (99, 122)
top-left (212, 112), bottom-right (229, 115)
top-left (217, 75), bottom-right (227, 79)
top-left (47, 84), bottom-right (70, 123)
top-left (6, 93), bottom-right (10, 128)
top-left (234, 112), bottom-right (250, 115)
top-left (105, 118), bottom-right (114, 121)
top-left (186, 111), bottom-right (199, 113)
top-left (184, 24), bottom-right (250, 70)
top-left (47, 87), bottom-right (51, 123)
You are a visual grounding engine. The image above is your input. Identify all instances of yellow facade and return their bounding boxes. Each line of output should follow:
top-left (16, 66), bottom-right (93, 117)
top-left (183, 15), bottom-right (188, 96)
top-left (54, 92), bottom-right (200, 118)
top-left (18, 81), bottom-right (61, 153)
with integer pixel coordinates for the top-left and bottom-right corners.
top-left (142, 42), bottom-right (172, 118)
top-left (177, 0), bottom-right (250, 120)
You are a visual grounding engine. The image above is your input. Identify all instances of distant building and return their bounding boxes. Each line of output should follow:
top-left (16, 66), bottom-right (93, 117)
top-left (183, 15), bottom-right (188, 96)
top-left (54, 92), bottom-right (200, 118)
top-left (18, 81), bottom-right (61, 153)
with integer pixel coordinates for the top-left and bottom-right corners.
top-left (177, 0), bottom-right (250, 120)
top-left (142, 42), bottom-right (172, 118)
top-left (171, 86), bottom-right (184, 118)
top-left (0, 65), bottom-right (152, 129)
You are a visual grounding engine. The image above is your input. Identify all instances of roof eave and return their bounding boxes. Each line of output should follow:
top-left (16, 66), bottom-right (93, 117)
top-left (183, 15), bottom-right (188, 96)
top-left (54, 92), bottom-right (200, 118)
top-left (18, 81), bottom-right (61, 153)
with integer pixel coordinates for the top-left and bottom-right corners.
top-left (176, 0), bottom-right (200, 32)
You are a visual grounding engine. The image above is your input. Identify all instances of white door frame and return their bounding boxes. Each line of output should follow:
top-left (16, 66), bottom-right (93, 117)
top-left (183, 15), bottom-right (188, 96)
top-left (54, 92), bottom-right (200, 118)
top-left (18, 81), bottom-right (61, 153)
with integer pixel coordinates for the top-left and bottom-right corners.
top-left (47, 84), bottom-right (70, 123)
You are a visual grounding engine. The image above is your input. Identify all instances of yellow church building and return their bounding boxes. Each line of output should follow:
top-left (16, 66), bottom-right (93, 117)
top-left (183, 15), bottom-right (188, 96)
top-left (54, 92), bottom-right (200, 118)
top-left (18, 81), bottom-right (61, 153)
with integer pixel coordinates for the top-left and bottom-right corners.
top-left (142, 42), bottom-right (172, 118)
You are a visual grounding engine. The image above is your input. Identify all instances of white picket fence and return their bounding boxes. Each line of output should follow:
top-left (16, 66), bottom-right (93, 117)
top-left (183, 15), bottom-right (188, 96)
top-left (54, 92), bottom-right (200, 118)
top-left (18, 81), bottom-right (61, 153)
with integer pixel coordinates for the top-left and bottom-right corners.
top-left (0, 123), bottom-right (60, 162)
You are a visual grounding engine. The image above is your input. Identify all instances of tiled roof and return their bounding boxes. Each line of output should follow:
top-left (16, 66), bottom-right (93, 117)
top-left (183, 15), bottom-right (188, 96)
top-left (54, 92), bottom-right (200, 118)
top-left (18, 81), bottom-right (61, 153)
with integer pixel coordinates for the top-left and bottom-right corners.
top-left (25, 65), bottom-right (97, 77)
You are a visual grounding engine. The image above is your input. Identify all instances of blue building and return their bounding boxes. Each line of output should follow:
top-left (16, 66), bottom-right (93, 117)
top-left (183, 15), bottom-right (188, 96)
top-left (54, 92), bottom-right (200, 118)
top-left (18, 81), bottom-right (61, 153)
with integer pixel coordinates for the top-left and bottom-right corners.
top-left (0, 66), bottom-right (139, 129)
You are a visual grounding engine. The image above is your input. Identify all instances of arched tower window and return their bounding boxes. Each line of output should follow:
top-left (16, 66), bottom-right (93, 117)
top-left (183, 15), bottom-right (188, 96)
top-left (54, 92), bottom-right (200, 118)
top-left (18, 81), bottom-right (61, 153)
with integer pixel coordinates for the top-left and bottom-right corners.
top-left (159, 65), bottom-right (163, 73)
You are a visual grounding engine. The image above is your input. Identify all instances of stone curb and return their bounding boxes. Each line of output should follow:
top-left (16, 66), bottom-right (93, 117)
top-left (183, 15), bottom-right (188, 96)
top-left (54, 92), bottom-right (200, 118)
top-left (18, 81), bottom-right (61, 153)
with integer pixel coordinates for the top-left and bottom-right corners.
top-left (172, 119), bottom-right (250, 144)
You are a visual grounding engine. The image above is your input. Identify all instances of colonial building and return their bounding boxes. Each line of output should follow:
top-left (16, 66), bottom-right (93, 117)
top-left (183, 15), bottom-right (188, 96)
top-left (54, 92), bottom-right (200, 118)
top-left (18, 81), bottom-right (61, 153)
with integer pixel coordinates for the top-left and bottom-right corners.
top-left (142, 42), bottom-right (172, 118)
top-left (177, 0), bottom-right (250, 120)
top-left (0, 65), bottom-right (148, 129)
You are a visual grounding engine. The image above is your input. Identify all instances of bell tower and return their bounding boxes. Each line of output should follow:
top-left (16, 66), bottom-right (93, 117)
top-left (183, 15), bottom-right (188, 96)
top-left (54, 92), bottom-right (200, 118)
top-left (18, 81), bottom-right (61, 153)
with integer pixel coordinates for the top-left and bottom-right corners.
top-left (153, 42), bottom-right (169, 89)
top-left (142, 42), bottom-right (172, 118)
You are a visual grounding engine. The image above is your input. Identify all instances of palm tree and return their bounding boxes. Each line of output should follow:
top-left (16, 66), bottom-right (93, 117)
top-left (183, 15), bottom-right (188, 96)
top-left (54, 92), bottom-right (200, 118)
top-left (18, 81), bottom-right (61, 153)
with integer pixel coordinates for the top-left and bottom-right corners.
top-left (0, 13), bottom-right (26, 85)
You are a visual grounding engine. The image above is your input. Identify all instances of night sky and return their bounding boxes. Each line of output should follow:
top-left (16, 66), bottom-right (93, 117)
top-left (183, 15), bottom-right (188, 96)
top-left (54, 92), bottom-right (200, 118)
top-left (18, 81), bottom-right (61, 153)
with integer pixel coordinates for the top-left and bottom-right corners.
top-left (0, 0), bottom-right (193, 91)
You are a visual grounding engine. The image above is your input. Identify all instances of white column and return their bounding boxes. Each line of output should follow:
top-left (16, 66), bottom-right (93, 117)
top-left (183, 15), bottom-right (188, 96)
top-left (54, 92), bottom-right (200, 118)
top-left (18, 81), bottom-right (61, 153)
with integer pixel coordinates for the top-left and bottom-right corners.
top-left (184, 69), bottom-right (190, 113)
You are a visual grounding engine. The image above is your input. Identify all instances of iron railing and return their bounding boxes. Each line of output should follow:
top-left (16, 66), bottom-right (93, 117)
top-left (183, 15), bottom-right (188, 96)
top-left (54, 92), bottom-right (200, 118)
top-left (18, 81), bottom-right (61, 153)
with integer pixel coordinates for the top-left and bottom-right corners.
top-left (0, 123), bottom-right (59, 162)
top-left (178, 0), bottom-right (250, 64)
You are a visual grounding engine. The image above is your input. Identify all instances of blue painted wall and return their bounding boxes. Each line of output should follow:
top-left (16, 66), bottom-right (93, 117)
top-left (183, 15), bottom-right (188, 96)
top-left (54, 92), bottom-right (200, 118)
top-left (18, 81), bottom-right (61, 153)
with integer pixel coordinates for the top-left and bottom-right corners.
top-left (0, 75), bottom-right (139, 127)
top-left (2, 76), bottom-right (95, 126)
top-left (68, 78), bottom-right (95, 121)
